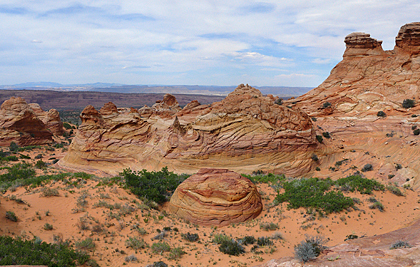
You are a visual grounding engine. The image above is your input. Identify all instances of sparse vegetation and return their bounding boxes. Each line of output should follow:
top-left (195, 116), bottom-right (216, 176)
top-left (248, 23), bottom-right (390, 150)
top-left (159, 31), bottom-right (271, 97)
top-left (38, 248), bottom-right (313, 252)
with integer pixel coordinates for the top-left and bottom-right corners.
top-left (390, 240), bottom-right (411, 249)
top-left (295, 235), bottom-right (327, 263)
top-left (181, 232), bottom-right (199, 242)
top-left (386, 184), bottom-right (404, 196)
top-left (75, 237), bottom-right (95, 251)
top-left (125, 237), bottom-right (147, 250)
top-left (219, 239), bottom-right (245, 256)
top-left (151, 241), bottom-right (171, 254)
top-left (6, 211), bottom-right (18, 222)
top-left (316, 135), bottom-right (323, 143)
top-left (322, 132), bottom-right (331, 138)
top-left (402, 99), bottom-right (415, 109)
top-left (260, 222), bottom-right (279, 231)
top-left (377, 111), bottom-right (386, 117)
top-left (322, 102), bottom-right (331, 109)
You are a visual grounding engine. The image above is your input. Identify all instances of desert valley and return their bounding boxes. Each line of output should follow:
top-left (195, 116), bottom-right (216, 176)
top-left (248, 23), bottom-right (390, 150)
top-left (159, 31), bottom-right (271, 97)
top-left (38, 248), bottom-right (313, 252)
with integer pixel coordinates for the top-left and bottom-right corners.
top-left (2, 22), bottom-right (420, 267)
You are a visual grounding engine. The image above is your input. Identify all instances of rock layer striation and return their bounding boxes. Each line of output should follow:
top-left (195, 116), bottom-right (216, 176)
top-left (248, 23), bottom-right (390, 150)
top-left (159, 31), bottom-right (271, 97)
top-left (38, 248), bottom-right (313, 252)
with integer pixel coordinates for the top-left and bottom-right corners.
top-left (60, 84), bottom-right (317, 176)
top-left (169, 168), bottom-right (262, 226)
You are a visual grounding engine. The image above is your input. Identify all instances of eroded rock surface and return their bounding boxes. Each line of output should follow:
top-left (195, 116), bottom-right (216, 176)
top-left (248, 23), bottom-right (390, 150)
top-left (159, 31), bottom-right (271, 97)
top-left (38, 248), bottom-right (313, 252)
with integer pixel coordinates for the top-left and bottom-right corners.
top-left (60, 84), bottom-right (317, 176)
top-left (0, 97), bottom-right (64, 146)
top-left (290, 22), bottom-right (420, 117)
top-left (169, 168), bottom-right (262, 226)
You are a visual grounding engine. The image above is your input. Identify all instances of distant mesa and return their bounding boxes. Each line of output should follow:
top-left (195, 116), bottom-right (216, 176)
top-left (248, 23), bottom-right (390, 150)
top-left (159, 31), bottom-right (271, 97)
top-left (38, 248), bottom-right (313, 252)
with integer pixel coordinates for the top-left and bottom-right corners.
top-left (59, 84), bottom-right (318, 176)
top-left (0, 97), bottom-right (64, 146)
top-left (290, 22), bottom-right (420, 116)
top-left (169, 168), bottom-right (263, 226)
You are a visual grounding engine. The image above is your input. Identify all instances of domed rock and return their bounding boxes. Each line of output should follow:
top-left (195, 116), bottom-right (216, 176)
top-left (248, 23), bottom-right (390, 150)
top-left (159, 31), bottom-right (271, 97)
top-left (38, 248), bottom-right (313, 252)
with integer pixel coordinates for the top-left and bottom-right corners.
top-left (169, 168), bottom-right (262, 226)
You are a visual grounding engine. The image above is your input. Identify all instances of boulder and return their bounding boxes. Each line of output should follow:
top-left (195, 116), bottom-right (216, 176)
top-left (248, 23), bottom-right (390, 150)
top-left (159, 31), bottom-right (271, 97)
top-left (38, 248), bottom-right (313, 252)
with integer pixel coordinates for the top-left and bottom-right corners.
top-left (0, 97), bottom-right (64, 146)
top-left (169, 168), bottom-right (262, 226)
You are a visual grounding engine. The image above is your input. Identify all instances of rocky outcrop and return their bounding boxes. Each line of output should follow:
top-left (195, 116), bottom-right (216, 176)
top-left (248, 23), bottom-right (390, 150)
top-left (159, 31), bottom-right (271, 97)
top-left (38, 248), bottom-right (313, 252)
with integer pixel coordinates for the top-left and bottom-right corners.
top-left (0, 97), bottom-right (64, 146)
top-left (169, 168), bottom-right (262, 226)
top-left (259, 217), bottom-right (420, 267)
top-left (60, 85), bottom-right (317, 176)
top-left (289, 22), bottom-right (420, 116)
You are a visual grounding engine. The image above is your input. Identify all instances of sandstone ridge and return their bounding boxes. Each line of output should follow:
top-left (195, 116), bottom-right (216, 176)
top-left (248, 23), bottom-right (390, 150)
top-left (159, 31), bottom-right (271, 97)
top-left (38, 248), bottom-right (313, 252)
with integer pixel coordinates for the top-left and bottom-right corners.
top-left (169, 168), bottom-right (262, 226)
top-left (0, 97), bottom-right (64, 146)
top-left (289, 22), bottom-right (420, 116)
top-left (60, 84), bottom-right (317, 176)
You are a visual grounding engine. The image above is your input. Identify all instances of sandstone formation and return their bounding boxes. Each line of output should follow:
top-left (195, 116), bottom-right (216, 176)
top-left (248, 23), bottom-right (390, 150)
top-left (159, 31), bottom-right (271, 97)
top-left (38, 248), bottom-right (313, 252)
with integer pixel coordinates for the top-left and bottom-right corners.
top-left (289, 22), bottom-right (420, 116)
top-left (0, 97), bottom-right (64, 146)
top-left (169, 168), bottom-right (262, 226)
top-left (60, 84), bottom-right (317, 176)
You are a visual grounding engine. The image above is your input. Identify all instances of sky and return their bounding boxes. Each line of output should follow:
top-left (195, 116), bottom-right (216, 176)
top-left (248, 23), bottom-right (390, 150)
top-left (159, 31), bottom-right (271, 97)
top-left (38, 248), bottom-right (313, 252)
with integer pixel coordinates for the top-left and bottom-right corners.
top-left (1, 1), bottom-right (420, 87)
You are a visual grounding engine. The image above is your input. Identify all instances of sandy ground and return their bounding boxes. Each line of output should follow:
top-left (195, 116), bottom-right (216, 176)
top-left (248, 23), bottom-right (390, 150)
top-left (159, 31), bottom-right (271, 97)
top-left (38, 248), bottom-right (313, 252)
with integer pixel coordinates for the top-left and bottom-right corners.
top-left (1, 152), bottom-right (419, 267)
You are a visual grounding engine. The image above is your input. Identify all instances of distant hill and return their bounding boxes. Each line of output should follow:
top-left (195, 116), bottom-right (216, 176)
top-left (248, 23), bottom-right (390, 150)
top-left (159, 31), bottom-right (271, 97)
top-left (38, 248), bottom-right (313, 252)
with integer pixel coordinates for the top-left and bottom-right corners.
top-left (0, 83), bottom-right (312, 97)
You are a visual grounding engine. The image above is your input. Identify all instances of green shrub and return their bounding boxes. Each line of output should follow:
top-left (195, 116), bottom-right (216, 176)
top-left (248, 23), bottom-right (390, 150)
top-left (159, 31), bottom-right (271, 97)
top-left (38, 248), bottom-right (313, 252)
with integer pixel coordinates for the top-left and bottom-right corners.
top-left (238, 236), bottom-right (256, 245)
top-left (63, 122), bottom-right (72, 130)
top-left (390, 240), bottom-right (411, 249)
top-left (125, 237), bottom-right (147, 250)
top-left (335, 175), bottom-right (384, 194)
top-left (316, 135), bottom-right (323, 143)
top-left (311, 154), bottom-right (319, 161)
top-left (19, 154), bottom-right (31, 159)
top-left (274, 98), bottom-right (283, 105)
top-left (151, 242), bottom-right (171, 254)
top-left (369, 201), bottom-right (384, 212)
top-left (377, 111), bottom-right (386, 117)
top-left (168, 247), bottom-right (186, 260)
top-left (41, 188), bottom-right (60, 197)
top-left (322, 132), bottom-right (331, 138)
top-left (275, 178), bottom-right (354, 214)
top-left (212, 234), bottom-right (231, 244)
top-left (125, 254), bottom-right (138, 262)
top-left (35, 160), bottom-right (47, 169)
top-left (0, 236), bottom-right (92, 266)
top-left (414, 129), bottom-right (420, 135)
top-left (153, 261), bottom-right (168, 267)
top-left (294, 236), bottom-right (326, 263)
top-left (257, 237), bottom-right (273, 246)
top-left (181, 232), bottom-right (199, 242)
top-left (3, 156), bottom-right (18, 161)
top-left (322, 102), bottom-right (331, 109)
top-left (219, 239), bottom-right (245, 256)
top-left (260, 222), bottom-right (279, 231)
top-left (44, 223), bottom-right (53, 230)
top-left (402, 99), bottom-right (415, 109)
top-left (35, 154), bottom-right (43, 159)
top-left (386, 185), bottom-right (404, 196)
top-left (244, 173), bottom-right (285, 185)
top-left (9, 142), bottom-right (19, 152)
top-left (122, 167), bottom-right (188, 204)
top-left (361, 164), bottom-right (373, 172)
top-left (6, 211), bottom-right (18, 222)
top-left (75, 238), bottom-right (95, 251)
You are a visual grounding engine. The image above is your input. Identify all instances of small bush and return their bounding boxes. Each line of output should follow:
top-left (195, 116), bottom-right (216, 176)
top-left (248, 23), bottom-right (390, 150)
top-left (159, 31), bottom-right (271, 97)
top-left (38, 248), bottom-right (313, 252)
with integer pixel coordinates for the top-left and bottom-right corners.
top-left (271, 232), bottom-right (284, 240)
top-left (63, 122), bottom-right (72, 130)
top-left (44, 223), bottom-right (53, 230)
top-left (386, 185), bottom-right (404, 196)
top-left (153, 261), bottom-right (168, 267)
top-left (274, 98), bottom-right (283, 105)
top-left (125, 237), bottom-right (147, 250)
top-left (322, 102), bottom-right (331, 109)
top-left (219, 239), bottom-right (245, 256)
top-left (260, 222), bottom-right (279, 231)
top-left (402, 99), bottom-right (415, 109)
top-left (168, 247), bottom-right (186, 260)
top-left (377, 111), bottom-right (386, 117)
top-left (35, 160), bottom-right (47, 169)
top-left (41, 187), bottom-right (60, 197)
top-left (34, 154), bottom-right (43, 159)
top-left (361, 164), bottom-right (373, 172)
top-left (182, 232), bottom-right (199, 242)
top-left (212, 234), bottom-right (231, 244)
top-left (125, 254), bottom-right (138, 262)
top-left (311, 117), bottom-right (317, 122)
top-left (151, 242), bottom-right (171, 254)
top-left (75, 238), bottom-right (95, 251)
top-left (369, 201), bottom-right (384, 212)
top-left (390, 240), bottom-right (411, 249)
top-left (6, 211), bottom-right (18, 222)
top-left (9, 142), bottom-right (19, 152)
top-left (311, 154), bottom-right (319, 161)
top-left (238, 236), bottom-right (256, 245)
top-left (344, 234), bottom-right (358, 241)
top-left (257, 237), bottom-right (273, 246)
top-left (316, 135), bottom-right (323, 143)
top-left (322, 132), bottom-right (331, 138)
top-left (414, 129), bottom-right (420, 135)
top-left (294, 236), bottom-right (327, 263)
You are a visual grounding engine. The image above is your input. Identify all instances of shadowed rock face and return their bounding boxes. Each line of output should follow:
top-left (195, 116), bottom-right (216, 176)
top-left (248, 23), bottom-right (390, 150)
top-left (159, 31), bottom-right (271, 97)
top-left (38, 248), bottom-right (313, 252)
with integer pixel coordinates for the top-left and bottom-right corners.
top-left (60, 85), bottom-right (317, 176)
top-left (169, 168), bottom-right (262, 226)
top-left (289, 22), bottom-right (420, 116)
top-left (0, 97), bottom-right (64, 146)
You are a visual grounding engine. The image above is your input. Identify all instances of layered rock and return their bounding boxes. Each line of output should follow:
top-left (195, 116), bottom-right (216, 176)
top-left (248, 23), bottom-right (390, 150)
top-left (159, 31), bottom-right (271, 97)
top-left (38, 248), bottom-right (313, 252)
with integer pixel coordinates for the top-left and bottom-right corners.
top-left (60, 85), bottom-right (317, 176)
top-left (0, 97), bottom-right (64, 146)
top-left (169, 168), bottom-right (262, 226)
top-left (289, 22), bottom-right (420, 116)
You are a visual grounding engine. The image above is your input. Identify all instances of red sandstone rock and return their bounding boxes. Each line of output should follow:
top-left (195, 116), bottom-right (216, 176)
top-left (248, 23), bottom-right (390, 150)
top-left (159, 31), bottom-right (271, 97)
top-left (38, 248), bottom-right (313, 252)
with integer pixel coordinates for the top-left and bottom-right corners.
top-left (60, 85), bottom-right (317, 176)
top-left (289, 22), bottom-right (420, 117)
top-left (0, 97), bottom-right (64, 146)
top-left (169, 168), bottom-right (262, 226)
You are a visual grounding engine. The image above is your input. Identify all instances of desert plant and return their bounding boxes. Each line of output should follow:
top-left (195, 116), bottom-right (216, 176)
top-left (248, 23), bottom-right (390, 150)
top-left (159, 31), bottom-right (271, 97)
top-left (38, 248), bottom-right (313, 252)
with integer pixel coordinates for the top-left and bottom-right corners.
top-left (151, 242), bottom-right (171, 254)
top-left (9, 142), bottom-right (19, 152)
top-left (386, 185), bottom-right (404, 196)
top-left (125, 254), bottom-right (138, 262)
top-left (414, 129), bottom-right (420, 135)
top-left (212, 234), bottom-right (231, 244)
top-left (6, 211), bottom-right (17, 222)
top-left (311, 154), bottom-right (319, 161)
top-left (377, 111), bottom-right (386, 117)
top-left (260, 222), bottom-right (279, 231)
top-left (390, 240), bottom-right (411, 249)
top-left (63, 122), bottom-right (72, 130)
top-left (274, 98), bottom-right (283, 105)
top-left (238, 236), bottom-right (256, 245)
top-left (75, 238), bottom-right (95, 251)
top-left (168, 247), bottom-right (186, 260)
top-left (335, 175), bottom-right (384, 194)
top-left (369, 201), bottom-right (384, 212)
top-left (41, 187), bottom-right (60, 197)
top-left (44, 223), bottom-right (53, 230)
top-left (182, 232), bottom-right (199, 242)
top-left (257, 237), bottom-right (273, 246)
top-left (361, 164), bottom-right (373, 172)
top-left (271, 232), bottom-right (284, 240)
top-left (322, 102), bottom-right (331, 109)
top-left (152, 261), bottom-right (168, 267)
top-left (219, 239), bottom-right (245, 256)
top-left (316, 135), bottom-right (323, 143)
top-left (322, 132), bottom-right (331, 138)
top-left (294, 235), bottom-right (327, 263)
top-left (125, 237), bottom-right (147, 250)
top-left (402, 99), bottom-right (415, 109)
top-left (35, 160), bottom-right (47, 169)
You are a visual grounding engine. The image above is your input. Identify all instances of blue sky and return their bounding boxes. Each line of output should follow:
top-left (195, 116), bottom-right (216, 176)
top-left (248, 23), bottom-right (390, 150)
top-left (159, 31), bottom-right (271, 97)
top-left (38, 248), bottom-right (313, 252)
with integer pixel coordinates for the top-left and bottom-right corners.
top-left (1, 0), bottom-right (419, 87)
